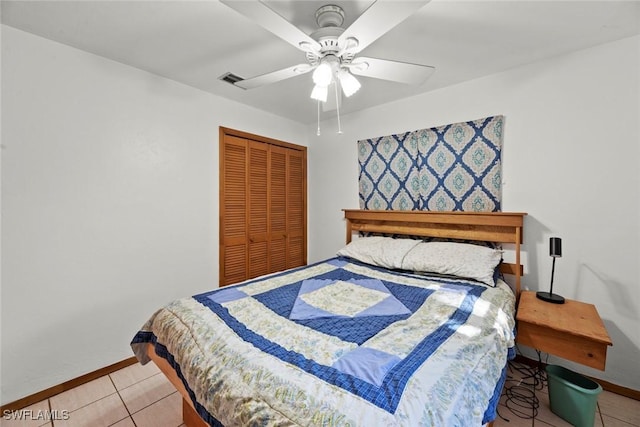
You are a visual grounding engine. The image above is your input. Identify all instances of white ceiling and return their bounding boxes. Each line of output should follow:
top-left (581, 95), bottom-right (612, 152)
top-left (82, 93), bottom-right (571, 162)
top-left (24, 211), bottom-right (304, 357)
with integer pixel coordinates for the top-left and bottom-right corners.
top-left (2, 0), bottom-right (639, 124)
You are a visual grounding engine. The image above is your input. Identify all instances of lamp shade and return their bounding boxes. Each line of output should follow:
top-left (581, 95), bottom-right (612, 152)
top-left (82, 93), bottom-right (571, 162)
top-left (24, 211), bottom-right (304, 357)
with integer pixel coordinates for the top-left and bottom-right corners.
top-left (337, 69), bottom-right (361, 97)
top-left (312, 62), bottom-right (333, 87)
top-left (310, 84), bottom-right (328, 102)
top-left (550, 237), bottom-right (562, 258)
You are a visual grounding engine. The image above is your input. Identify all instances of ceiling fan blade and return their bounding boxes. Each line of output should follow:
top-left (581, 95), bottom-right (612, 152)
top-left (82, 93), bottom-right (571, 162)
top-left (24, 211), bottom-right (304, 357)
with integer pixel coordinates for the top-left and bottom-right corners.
top-left (338, 1), bottom-right (431, 54)
top-left (349, 57), bottom-right (435, 85)
top-left (221, 0), bottom-right (321, 53)
top-left (234, 64), bottom-right (314, 90)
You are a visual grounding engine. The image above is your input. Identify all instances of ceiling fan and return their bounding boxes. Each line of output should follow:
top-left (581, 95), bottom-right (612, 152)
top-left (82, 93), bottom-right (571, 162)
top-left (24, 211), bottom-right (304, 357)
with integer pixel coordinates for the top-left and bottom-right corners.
top-left (220, 1), bottom-right (435, 106)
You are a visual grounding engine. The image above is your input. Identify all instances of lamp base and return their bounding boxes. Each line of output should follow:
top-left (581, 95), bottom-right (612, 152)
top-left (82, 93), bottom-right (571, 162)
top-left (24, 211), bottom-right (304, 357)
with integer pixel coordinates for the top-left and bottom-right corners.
top-left (536, 291), bottom-right (565, 304)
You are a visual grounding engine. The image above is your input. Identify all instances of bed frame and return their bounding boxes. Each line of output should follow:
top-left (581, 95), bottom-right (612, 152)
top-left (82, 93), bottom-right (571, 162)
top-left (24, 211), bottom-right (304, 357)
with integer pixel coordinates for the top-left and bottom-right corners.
top-left (344, 209), bottom-right (527, 298)
top-left (148, 209), bottom-right (527, 427)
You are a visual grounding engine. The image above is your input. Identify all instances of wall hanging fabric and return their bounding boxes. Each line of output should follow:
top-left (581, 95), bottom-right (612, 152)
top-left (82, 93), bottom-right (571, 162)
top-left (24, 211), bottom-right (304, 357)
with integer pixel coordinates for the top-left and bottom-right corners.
top-left (358, 115), bottom-right (503, 212)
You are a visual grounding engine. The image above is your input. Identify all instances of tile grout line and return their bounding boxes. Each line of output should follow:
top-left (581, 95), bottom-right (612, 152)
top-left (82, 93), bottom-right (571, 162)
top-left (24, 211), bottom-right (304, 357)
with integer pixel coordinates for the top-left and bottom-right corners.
top-left (50, 388), bottom-right (121, 423)
top-left (108, 373), bottom-right (137, 427)
top-left (118, 371), bottom-right (163, 394)
top-left (120, 391), bottom-right (182, 427)
top-left (111, 370), bottom-right (176, 420)
top-left (46, 398), bottom-right (53, 427)
top-left (596, 401), bottom-right (605, 427)
top-left (598, 409), bottom-right (640, 426)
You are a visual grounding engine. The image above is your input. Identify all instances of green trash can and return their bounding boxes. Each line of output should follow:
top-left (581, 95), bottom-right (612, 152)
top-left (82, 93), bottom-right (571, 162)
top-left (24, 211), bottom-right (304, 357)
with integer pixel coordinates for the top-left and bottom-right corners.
top-left (546, 364), bottom-right (602, 427)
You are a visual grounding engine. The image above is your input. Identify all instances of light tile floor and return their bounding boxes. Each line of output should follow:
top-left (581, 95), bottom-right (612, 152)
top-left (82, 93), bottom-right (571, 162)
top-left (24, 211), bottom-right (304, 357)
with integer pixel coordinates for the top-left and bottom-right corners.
top-left (2, 361), bottom-right (638, 427)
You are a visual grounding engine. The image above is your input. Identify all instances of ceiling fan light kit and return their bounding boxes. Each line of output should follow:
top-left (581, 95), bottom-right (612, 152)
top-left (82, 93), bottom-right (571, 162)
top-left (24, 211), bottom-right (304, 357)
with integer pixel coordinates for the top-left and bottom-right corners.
top-left (338, 69), bottom-right (361, 97)
top-left (310, 84), bottom-right (329, 103)
top-left (312, 60), bottom-right (335, 87)
top-left (220, 1), bottom-right (434, 133)
top-left (311, 54), bottom-right (360, 103)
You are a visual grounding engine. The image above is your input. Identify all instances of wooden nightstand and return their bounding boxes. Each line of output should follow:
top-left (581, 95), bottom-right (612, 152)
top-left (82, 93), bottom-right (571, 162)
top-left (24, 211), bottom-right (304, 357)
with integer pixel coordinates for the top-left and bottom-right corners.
top-left (516, 291), bottom-right (612, 370)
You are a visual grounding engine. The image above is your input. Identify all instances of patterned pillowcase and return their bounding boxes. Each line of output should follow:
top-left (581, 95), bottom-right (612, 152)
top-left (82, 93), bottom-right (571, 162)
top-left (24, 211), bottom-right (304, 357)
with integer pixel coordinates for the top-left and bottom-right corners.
top-left (336, 236), bottom-right (421, 270)
top-left (401, 241), bottom-right (503, 287)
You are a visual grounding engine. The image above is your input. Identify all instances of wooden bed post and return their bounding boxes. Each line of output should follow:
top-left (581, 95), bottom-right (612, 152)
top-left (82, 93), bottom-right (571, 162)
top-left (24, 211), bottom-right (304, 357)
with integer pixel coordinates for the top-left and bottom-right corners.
top-left (515, 224), bottom-right (522, 299)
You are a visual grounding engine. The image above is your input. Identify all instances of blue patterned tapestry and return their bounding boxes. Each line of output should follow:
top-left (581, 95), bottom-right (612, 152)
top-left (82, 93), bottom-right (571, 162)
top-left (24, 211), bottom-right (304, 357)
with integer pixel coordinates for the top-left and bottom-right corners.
top-left (358, 115), bottom-right (503, 211)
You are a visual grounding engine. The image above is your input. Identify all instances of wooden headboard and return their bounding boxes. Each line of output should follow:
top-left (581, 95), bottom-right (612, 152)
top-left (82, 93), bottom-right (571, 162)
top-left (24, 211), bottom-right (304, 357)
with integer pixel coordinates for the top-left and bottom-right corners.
top-left (343, 209), bottom-right (527, 298)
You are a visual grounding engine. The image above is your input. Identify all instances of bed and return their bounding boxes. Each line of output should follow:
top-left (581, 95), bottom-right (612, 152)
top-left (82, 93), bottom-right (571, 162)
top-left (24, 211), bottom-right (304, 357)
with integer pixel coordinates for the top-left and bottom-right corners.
top-left (131, 209), bottom-right (526, 426)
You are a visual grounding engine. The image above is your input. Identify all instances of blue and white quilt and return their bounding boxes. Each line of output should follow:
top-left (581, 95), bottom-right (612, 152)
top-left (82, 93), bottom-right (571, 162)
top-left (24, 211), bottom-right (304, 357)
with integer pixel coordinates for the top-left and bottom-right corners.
top-left (132, 257), bottom-right (516, 426)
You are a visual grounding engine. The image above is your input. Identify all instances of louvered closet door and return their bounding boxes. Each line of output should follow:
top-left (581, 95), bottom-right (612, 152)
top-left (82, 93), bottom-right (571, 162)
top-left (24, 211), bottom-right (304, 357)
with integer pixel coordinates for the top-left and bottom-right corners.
top-left (287, 148), bottom-right (306, 269)
top-left (220, 128), bottom-right (306, 286)
top-left (269, 146), bottom-right (288, 273)
top-left (248, 141), bottom-right (270, 279)
top-left (221, 135), bottom-right (248, 286)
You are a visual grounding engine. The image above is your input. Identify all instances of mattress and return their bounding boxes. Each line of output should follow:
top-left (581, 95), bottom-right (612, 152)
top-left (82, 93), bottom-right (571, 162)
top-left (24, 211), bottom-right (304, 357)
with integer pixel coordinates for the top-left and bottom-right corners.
top-left (132, 255), bottom-right (516, 426)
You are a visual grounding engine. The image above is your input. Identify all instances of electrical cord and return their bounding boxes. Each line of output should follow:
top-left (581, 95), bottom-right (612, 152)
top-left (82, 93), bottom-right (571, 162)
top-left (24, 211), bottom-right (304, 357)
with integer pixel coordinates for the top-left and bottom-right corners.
top-left (498, 348), bottom-right (608, 426)
top-left (496, 348), bottom-right (548, 423)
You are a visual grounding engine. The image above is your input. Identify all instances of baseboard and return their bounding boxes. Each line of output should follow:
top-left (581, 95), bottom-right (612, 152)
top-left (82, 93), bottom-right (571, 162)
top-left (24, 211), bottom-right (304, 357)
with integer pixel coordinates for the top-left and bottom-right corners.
top-left (0, 356), bottom-right (139, 413)
top-left (513, 354), bottom-right (640, 401)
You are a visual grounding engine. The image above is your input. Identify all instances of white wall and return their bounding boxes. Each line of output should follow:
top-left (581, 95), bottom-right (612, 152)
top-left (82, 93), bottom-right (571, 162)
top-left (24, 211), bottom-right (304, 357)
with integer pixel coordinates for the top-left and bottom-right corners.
top-left (0, 25), bottom-right (308, 405)
top-left (307, 36), bottom-right (640, 391)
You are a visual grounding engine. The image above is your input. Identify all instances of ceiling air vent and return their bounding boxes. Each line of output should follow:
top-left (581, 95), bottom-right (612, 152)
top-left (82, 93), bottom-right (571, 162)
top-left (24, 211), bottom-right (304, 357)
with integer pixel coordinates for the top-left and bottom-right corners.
top-left (219, 72), bottom-right (245, 87)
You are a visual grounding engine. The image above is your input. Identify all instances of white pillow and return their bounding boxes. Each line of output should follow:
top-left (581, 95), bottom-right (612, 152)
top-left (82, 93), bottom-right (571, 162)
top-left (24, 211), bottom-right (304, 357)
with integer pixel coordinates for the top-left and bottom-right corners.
top-left (336, 236), bottom-right (421, 270)
top-left (401, 241), bottom-right (502, 286)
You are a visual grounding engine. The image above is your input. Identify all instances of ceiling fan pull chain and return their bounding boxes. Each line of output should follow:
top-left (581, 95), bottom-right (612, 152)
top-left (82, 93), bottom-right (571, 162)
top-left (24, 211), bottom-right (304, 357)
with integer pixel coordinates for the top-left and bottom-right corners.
top-left (316, 99), bottom-right (321, 136)
top-left (334, 82), bottom-right (343, 134)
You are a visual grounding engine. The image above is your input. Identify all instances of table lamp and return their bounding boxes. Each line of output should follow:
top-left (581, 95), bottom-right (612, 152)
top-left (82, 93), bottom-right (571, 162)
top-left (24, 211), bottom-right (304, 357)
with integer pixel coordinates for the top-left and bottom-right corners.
top-left (536, 237), bottom-right (565, 304)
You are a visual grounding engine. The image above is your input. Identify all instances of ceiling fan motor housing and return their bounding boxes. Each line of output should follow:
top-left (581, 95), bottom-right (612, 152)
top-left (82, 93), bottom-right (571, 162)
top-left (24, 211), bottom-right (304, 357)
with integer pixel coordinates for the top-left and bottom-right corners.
top-left (315, 5), bottom-right (345, 28)
top-left (308, 5), bottom-right (356, 65)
